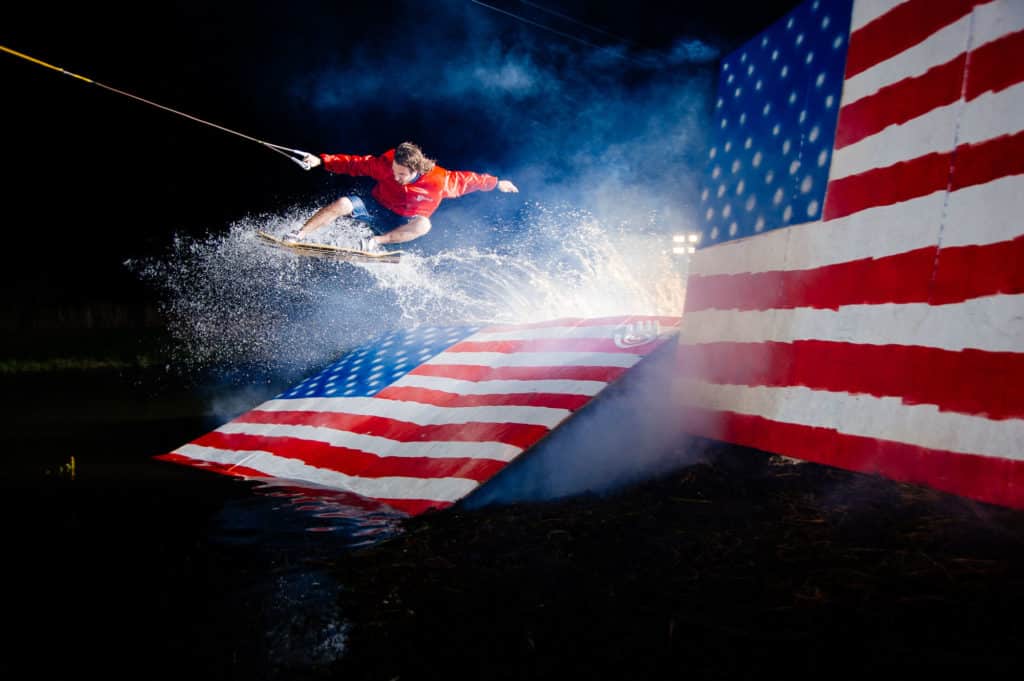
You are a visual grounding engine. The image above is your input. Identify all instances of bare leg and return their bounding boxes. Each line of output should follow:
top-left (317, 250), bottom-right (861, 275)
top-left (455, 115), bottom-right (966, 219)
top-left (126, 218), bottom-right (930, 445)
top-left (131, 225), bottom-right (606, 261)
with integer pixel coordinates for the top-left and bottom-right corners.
top-left (296, 197), bottom-right (354, 239)
top-left (375, 217), bottom-right (432, 245)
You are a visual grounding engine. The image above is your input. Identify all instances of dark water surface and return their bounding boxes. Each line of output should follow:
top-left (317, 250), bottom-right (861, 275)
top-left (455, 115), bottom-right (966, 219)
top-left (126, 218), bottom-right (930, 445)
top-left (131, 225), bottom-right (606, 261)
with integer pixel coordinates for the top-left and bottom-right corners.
top-left (0, 367), bottom-right (404, 679)
top-left (6, 364), bottom-right (1024, 680)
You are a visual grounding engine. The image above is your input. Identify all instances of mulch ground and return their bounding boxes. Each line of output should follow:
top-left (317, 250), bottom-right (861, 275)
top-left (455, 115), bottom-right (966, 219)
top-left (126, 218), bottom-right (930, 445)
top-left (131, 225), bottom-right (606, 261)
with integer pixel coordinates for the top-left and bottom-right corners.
top-left (326, 441), bottom-right (1024, 681)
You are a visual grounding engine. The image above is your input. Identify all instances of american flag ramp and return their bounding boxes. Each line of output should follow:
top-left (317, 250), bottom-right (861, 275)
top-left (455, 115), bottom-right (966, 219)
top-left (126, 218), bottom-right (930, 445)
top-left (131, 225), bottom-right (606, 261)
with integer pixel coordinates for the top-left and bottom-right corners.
top-left (157, 315), bottom-right (682, 516)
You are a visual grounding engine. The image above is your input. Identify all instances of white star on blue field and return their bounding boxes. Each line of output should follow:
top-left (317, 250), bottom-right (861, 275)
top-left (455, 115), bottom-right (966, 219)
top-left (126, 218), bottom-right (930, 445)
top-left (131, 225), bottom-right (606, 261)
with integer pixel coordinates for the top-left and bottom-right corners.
top-left (700, 0), bottom-right (852, 246)
top-left (278, 326), bottom-right (481, 399)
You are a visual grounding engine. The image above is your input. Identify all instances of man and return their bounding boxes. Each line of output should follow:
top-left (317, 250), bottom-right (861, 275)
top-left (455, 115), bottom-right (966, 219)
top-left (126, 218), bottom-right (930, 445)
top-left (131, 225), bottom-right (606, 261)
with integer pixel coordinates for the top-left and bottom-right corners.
top-left (286, 141), bottom-right (519, 250)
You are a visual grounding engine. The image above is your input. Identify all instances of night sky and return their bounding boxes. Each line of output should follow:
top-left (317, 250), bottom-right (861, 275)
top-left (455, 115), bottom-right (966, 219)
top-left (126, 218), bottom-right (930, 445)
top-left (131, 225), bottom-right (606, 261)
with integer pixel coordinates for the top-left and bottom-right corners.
top-left (2, 0), bottom-right (799, 310)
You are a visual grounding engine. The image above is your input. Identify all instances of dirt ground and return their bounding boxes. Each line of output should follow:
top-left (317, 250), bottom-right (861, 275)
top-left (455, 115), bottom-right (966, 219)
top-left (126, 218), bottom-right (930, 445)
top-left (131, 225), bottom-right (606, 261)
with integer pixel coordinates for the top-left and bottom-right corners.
top-left (326, 441), bottom-right (1024, 681)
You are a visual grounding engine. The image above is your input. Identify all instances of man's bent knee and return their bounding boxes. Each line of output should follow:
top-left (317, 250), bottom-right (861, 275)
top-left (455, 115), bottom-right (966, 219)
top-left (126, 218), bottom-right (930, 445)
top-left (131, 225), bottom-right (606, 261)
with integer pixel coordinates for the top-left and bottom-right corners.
top-left (327, 197), bottom-right (354, 217)
top-left (408, 216), bottom-right (431, 237)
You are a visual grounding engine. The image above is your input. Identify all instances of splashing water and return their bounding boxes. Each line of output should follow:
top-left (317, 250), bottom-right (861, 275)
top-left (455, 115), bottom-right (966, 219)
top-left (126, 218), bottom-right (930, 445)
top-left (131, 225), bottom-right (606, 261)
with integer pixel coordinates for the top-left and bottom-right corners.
top-left (128, 202), bottom-right (686, 384)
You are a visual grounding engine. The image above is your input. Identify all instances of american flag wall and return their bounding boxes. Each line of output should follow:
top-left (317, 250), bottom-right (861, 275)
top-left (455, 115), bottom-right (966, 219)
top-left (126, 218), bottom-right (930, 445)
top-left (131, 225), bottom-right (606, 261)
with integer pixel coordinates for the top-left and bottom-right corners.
top-left (160, 316), bottom-right (680, 515)
top-left (679, 0), bottom-right (1024, 508)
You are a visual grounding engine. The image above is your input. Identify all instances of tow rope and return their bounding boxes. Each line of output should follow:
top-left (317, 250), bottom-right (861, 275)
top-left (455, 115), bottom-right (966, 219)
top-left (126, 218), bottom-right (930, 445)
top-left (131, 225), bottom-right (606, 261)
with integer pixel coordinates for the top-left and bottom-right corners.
top-left (0, 44), bottom-right (318, 170)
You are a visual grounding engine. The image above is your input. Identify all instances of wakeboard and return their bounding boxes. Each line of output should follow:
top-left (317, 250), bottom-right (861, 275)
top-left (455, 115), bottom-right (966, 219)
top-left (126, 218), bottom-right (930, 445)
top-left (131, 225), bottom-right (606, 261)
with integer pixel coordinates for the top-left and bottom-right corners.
top-left (256, 230), bottom-right (404, 264)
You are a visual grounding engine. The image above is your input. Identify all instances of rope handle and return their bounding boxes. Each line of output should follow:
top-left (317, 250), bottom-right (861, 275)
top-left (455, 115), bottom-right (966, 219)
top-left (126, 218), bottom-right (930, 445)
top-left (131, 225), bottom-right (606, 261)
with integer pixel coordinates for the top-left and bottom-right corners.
top-left (267, 145), bottom-right (319, 171)
top-left (292, 151), bottom-right (318, 171)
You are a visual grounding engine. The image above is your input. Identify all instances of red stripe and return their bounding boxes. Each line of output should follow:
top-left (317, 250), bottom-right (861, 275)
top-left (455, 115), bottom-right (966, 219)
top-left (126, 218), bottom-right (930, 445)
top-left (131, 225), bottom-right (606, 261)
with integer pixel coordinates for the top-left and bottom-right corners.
top-left (376, 497), bottom-right (453, 515)
top-left (191, 431), bottom-right (509, 481)
top-left (825, 68), bottom-right (1024, 219)
top-left (157, 451), bottom-right (463, 516)
top-left (950, 129), bottom-right (1024, 191)
top-left (685, 245), bottom-right (937, 312)
top-left (933, 234), bottom-right (1024, 302)
top-left (450, 337), bottom-right (661, 354)
top-left (680, 407), bottom-right (1024, 511)
top-left (155, 452), bottom-right (282, 480)
top-left (965, 29), bottom-right (1024, 101)
top-left (834, 53), bottom-right (965, 149)
top-left (679, 340), bottom-right (1024, 420)
top-left (409, 363), bottom-right (626, 382)
top-left (844, 0), bottom-right (977, 79)
top-left (823, 149), bottom-right (951, 219)
top-left (250, 483), bottom-right (395, 513)
top-left (376, 385), bottom-right (592, 411)
top-left (239, 409), bottom-right (549, 449)
top-left (684, 235), bottom-right (1024, 312)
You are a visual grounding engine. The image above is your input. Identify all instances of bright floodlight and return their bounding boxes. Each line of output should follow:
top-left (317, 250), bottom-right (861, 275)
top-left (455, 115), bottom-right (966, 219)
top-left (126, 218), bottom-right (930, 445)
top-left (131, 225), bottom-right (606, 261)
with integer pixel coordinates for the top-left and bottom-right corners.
top-left (673, 234), bottom-right (687, 243)
top-left (688, 233), bottom-right (700, 243)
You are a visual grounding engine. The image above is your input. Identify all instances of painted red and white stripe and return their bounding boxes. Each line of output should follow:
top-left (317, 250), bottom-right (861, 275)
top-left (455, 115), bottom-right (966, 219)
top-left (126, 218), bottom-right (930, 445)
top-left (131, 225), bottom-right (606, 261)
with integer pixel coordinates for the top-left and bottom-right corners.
top-left (160, 315), bottom-right (680, 515)
top-left (681, 0), bottom-right (1024, 508)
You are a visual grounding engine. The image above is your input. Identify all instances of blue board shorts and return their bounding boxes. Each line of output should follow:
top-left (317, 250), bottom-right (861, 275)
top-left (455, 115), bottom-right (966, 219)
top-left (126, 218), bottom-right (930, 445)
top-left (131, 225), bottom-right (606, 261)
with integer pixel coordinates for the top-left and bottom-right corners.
top-left (349, 195), bottom-right (409, 235)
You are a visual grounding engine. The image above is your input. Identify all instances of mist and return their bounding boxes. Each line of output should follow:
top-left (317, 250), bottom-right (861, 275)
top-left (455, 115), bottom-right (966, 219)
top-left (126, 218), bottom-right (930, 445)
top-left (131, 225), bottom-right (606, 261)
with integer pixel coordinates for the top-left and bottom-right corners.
top-left (460, 337), bottom-right (706, 510)
top-left (281, 1), bottom-right (722, 244)
top-left (122, 2), bottom-right (729, 499)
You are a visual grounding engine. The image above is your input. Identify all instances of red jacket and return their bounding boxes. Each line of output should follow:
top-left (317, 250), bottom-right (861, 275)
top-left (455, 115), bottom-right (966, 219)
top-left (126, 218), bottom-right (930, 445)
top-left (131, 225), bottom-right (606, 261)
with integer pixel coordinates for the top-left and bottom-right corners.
top-left (320, 149), bottom-right (499, 218)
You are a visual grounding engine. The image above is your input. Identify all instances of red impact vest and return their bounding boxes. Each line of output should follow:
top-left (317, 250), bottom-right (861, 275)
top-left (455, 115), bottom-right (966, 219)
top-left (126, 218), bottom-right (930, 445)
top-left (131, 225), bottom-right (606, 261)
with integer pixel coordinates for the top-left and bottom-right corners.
top-left (320, 149), bottom-right (499, 218)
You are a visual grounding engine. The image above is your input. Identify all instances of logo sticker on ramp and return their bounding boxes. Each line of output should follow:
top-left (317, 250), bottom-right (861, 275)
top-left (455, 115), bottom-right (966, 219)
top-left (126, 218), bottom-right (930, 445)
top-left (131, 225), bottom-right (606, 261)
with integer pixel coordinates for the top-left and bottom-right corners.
top-left (613, 320), bottom-right (661, 348)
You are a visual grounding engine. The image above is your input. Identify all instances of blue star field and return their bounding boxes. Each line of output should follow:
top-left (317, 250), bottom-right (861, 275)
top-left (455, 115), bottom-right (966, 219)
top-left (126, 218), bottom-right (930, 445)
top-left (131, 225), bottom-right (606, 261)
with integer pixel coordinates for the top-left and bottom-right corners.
top-left (698, 0), bottom-right (853, 247)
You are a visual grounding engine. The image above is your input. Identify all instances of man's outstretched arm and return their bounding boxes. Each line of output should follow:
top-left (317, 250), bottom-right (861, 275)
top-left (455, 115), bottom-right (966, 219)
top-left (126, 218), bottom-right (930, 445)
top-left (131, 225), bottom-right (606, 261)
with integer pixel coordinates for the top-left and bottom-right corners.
top-left (443, 170), bottom-right (519, 197)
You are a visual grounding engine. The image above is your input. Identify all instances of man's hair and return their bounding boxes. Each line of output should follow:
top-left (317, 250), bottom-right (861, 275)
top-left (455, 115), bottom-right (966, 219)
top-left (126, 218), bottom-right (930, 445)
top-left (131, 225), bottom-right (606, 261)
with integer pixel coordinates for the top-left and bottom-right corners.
top-left (394, 141), bottom-right (436, 174)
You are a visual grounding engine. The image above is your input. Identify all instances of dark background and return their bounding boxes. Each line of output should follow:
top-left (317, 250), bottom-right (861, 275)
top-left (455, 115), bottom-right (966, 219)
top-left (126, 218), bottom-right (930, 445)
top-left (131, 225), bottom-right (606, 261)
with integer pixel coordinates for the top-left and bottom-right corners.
top-left (5, 7), bottom-right (1024, 680)
top-left (2, 0), bottom-right (799, 315)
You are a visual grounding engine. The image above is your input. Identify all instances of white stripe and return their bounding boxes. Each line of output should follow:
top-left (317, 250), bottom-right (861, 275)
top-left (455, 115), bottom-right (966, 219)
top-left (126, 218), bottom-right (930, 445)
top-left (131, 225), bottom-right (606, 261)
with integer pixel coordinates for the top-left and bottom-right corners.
top-left (972, 0), bottom-right (1024, 50)
top-left (172, 444), bottom-right (478, 501)
top-left (835, 6), bottom-right (1024, 174)
top-left (830, 101), bottom-right (959, 180)
top-left (426, 350), bottom-right (641, 368)
top-left (217, 422), bottom-right (524, 462)
top-left (255, 397), bottom-right (571, 428)
top-left (943, 176), bottom-right (1024, 248)
top-left (842, 13), bottom-right (971, 106)
top-left (393, 373), bottom-right (607, 397)
top-left (690, 225), bottom-right (792, 277)
top-left (680, 294), bottom-right (1024, 353)
top-left (691, 173), bottom-right (1024, 279)
top-left (690, 191), bottom-right (947, 276)
top-left (958, 80), bottom-right (1024, 145)
top-left (676, 380), bottom-right (1024, 461)
top-left (850, 0), bottom-right (908, 33)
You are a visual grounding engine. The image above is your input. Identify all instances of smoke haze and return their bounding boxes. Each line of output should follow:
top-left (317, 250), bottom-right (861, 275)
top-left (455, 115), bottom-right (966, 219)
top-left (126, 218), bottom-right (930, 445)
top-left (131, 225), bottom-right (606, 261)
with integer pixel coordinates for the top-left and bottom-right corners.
top-left (5, 1), bottom-right (802, 503)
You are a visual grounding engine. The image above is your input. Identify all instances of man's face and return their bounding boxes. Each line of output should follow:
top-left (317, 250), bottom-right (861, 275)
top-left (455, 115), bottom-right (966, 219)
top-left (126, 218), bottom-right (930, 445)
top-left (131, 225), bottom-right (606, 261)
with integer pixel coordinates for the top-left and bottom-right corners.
top-left (392, 162), bottom-right (418, 185)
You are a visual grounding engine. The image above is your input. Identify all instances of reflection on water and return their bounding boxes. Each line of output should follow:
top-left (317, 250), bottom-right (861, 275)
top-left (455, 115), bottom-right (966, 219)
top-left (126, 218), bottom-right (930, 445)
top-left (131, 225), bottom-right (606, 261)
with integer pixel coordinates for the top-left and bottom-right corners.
top-left (198, 477), bottom-right (408, 674)
top-left (212, 476), bottom-right (406, 548)
top-left (0, 410), bottom-right (408, 680)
